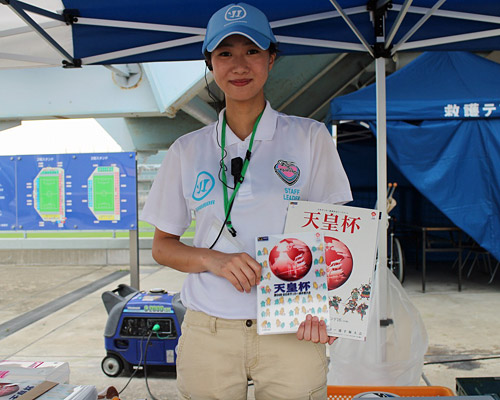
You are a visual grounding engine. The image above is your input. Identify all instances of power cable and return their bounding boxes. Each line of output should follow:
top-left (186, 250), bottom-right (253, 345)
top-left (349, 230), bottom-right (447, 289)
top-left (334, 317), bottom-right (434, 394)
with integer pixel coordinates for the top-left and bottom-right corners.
top-left (143, 324), bottom-right (161, 400)
top-left (424, 355), bottom-right (500, 365)
top-left (118, 331), bottom-right (151, 395)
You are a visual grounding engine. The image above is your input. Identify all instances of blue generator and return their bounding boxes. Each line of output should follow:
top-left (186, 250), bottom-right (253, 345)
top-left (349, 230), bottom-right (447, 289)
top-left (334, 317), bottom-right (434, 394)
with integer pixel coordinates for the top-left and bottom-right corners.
top-left (101, 284), bottom-right (186, 377)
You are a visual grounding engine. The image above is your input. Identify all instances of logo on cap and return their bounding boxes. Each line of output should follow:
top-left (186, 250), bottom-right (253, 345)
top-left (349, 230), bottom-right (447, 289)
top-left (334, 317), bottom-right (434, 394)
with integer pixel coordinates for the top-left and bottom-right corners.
top-left (225, 5), bottom-right (247, 21)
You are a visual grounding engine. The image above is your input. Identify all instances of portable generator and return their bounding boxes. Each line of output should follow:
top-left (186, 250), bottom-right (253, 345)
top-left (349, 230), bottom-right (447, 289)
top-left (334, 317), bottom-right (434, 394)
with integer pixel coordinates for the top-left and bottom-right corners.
top-left (101, 284), bottom-right (186, 377)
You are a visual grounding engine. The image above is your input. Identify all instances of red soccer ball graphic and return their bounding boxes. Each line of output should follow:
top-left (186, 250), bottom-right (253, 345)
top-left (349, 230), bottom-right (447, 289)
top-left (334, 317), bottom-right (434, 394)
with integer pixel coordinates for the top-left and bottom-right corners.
top-left (269, 238), bottom-right (312, 281)
top-left (325, 236), bottom-right (353, 290)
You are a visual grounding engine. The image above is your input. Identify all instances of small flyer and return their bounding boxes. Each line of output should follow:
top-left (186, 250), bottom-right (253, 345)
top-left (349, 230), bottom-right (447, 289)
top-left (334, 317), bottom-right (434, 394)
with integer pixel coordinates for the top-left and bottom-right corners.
top-left (255, 231), bottom-right (329, 335)
top-left (284, 201), bottom-right (380, 341)
top-left (0, 361), bottom-right (70, 384)
top-left (0, 380), bottom-right (97, 400)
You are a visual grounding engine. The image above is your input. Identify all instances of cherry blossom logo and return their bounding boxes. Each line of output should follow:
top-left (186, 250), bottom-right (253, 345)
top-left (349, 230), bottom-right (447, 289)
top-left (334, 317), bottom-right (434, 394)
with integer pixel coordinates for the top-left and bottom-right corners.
top-left (274, 160), bottom-right (300, 185)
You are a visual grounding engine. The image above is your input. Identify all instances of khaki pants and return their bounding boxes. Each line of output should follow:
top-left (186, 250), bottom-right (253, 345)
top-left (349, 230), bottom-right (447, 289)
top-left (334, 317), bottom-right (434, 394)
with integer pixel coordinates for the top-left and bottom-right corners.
top-left (176, 309), bottom-right (328, 400)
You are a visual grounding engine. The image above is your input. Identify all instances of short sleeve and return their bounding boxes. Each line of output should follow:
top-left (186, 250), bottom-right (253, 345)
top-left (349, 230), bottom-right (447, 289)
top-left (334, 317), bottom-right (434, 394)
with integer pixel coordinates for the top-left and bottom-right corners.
top-left (140, 142), bottom-right (191, 236)
top-left (307, 124), bottom-right (353, 205)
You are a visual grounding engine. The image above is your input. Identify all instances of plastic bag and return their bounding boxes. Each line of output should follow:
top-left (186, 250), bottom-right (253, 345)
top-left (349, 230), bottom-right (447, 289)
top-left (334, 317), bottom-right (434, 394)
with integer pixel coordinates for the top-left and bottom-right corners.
top-left (327, 270), bottom-right (428, 385)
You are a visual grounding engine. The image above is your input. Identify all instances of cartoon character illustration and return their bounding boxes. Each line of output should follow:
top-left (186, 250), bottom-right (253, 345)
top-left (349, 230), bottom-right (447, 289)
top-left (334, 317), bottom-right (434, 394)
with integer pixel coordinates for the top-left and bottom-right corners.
top-left (329, 295), bottom-right (342, 313)
top-left (360, 283), bottom-right (371, 299)
top-left (351, 287), bottom-right (360, 301)
top-left (344, 299), bottom-right (357, 314)
top-left (356, 303), bottom-right (369, 320)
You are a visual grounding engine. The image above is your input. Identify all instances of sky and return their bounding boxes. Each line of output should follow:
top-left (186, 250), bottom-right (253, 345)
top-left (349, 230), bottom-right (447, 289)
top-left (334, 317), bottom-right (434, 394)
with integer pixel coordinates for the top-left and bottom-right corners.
top-left (0, 119), bottom-right (122, 156)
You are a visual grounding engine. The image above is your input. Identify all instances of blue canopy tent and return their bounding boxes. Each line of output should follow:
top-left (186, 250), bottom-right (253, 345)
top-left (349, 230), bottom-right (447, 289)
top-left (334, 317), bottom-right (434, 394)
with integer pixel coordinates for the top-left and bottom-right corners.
top-left (330, 51), bottom-right (500, 267)
top-left (3, 1), bottom-right (500, 67)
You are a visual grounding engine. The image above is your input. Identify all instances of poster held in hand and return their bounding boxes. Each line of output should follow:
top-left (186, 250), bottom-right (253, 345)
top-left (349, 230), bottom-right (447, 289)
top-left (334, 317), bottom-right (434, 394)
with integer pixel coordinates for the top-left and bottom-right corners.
top-left (255, 231), bottom-right (329, 335)
top-left (284, 201), bottom-right (380, 341)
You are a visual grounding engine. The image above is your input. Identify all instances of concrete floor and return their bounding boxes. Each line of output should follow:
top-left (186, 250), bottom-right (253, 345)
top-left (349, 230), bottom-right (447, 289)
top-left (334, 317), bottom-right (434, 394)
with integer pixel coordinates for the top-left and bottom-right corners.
top-left (0, 260), bottom-right (499, 400)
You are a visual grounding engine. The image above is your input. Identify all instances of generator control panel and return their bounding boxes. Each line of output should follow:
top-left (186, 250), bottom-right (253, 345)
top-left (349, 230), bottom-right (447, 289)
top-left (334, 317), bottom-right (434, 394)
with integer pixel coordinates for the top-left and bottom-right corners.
top-left (119, 317), bottom-right (177, 338)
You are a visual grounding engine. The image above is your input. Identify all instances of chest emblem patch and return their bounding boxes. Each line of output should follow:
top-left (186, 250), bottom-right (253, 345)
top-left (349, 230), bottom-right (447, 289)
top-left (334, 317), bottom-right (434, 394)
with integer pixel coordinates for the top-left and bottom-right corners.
top-left (274, 160), bottom-right (300, 186)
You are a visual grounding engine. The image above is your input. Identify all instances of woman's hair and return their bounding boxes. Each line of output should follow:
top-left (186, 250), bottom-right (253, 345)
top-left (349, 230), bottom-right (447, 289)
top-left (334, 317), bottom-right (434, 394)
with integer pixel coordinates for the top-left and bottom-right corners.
top-left (204, 42), bottom-right (279, 71)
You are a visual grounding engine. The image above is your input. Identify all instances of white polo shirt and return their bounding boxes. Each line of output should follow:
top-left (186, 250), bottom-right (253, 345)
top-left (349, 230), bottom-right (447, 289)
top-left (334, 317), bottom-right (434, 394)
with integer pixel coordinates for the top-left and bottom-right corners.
top-left (141, 102), bottom-right (352, 319)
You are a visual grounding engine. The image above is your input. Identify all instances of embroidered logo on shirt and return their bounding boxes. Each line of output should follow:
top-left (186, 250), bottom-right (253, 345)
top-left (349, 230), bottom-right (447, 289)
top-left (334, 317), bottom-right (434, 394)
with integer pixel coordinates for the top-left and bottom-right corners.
top-left (192, 171), bottom-right (215, 201)
top-left (274, 160), bottom-right (300, 186)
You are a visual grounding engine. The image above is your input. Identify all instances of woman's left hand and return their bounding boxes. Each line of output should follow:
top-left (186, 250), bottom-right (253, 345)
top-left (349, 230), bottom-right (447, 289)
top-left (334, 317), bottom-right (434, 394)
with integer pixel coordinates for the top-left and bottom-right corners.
top-left (296, 314), bottom-right (338, 345)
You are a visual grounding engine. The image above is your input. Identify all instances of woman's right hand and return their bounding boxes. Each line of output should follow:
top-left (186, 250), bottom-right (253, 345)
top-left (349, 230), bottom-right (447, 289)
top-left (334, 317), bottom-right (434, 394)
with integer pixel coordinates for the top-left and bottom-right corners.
top-left (152, 228), bottom-right (261, 293)
top-left (206, 252), bottom-right (262, 293)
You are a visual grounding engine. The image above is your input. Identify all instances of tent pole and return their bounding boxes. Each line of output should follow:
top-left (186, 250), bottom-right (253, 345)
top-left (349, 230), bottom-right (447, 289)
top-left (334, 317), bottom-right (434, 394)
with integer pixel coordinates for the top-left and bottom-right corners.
top-left (375, 56), bottom-right (388, 364)
top-left (4, 0), bottom-right (75, 65)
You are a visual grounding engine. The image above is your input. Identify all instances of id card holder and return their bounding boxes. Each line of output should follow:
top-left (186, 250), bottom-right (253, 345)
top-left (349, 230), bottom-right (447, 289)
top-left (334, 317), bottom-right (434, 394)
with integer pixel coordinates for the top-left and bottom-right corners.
top-left (203, 217), bottom-right (245, 253)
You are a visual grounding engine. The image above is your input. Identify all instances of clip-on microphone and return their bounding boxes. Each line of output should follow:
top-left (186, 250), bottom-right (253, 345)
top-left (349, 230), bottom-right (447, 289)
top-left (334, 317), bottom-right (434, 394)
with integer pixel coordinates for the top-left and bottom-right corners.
top-left (231, 157), bottom-right (243, 186)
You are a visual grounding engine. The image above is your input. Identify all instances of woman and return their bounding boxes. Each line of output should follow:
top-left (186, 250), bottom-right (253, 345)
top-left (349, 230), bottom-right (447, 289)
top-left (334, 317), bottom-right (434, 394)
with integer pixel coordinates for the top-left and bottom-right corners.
top-left (141, 3), bottom-right (352, 399)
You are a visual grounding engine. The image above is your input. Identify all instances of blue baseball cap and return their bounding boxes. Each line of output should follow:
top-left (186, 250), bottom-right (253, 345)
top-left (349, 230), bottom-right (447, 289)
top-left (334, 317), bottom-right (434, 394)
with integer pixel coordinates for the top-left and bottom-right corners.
top-left (202, 3), bottom-right (277, 54)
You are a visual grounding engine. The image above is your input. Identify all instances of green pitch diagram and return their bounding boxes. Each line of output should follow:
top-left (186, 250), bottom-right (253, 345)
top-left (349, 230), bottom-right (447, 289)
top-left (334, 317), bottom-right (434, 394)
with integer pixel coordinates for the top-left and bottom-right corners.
top-left (88, 166), bottom-right (121, 221)
top-left (33, 167), bottom-right (66, 224)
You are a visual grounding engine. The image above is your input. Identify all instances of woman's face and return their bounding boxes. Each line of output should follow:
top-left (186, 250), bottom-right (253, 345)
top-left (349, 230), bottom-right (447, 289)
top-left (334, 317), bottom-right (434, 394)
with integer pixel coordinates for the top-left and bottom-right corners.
top-left (210, 34), bottom-right (275, 106)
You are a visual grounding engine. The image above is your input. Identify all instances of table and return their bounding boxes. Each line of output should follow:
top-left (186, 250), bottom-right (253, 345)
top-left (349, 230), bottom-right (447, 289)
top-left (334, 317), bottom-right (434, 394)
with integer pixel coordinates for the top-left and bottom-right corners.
top-left (420, 226), bottom-right (463, 292)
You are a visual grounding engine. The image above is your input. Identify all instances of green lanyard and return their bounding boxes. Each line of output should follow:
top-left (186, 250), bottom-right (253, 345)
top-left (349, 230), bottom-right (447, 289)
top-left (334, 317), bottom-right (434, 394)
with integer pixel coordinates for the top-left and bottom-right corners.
top-left (220, 110), bottom-right (264, 236)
